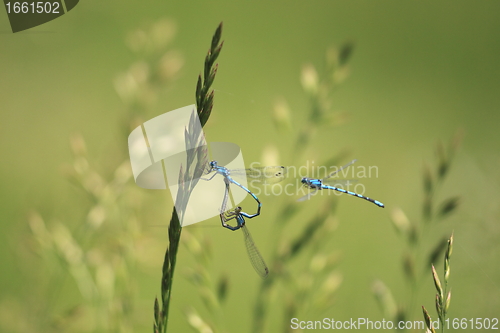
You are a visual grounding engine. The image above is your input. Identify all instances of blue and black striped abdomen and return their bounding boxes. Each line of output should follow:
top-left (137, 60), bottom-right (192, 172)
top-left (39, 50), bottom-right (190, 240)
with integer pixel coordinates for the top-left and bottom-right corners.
top-left (322, 185), bottom-right (384, 208)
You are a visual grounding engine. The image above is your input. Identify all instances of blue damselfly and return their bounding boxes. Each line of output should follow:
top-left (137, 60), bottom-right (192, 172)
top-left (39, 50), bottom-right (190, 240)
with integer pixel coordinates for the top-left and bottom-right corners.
top-left (298, 159), bottom-right (384, 208)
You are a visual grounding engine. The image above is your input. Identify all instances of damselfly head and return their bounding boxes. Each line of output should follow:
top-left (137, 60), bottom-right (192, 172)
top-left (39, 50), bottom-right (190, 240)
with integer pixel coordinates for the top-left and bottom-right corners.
top-left (209, 160), bottom-right (218, 169)
top-left (234, 206), bottom-right (242, 214)
top-left (300, 177), bottom-right (308, 185)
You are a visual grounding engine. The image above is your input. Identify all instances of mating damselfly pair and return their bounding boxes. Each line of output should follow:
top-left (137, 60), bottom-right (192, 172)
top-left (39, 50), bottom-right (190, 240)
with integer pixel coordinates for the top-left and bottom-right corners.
top-left (202, 159), bottom-right (384, 278)
top-left (203, 161), bottom-right (286, 278)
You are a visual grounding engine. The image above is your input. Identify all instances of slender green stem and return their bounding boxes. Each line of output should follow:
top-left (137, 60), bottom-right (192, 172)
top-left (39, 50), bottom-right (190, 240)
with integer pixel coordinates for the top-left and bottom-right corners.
top-left (252, 44), bottom-right (353, 333)
top-left (154, 22), bottom-right (223, 333)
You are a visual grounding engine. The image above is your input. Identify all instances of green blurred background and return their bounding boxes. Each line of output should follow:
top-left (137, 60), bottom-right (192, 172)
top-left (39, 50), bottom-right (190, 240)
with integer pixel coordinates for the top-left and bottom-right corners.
top-left (1, 1), bottom-right (499, 332)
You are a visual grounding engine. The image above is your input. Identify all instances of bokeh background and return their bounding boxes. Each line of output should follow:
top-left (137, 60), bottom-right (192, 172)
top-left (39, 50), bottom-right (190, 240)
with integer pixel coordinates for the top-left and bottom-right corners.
top-left (1, 1), bottom-right (499, 332)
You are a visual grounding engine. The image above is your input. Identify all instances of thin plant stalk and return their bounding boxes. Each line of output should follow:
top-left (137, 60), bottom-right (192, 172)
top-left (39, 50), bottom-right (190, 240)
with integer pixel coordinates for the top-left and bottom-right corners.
top-left (252, 43), bottom-right (354, 333)
top-left (422, 233), bottom-right (453, 333)
top-left (378, 132), bottom-right (461, 331)
top-left (154, 22), bottom-right (223, 333)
